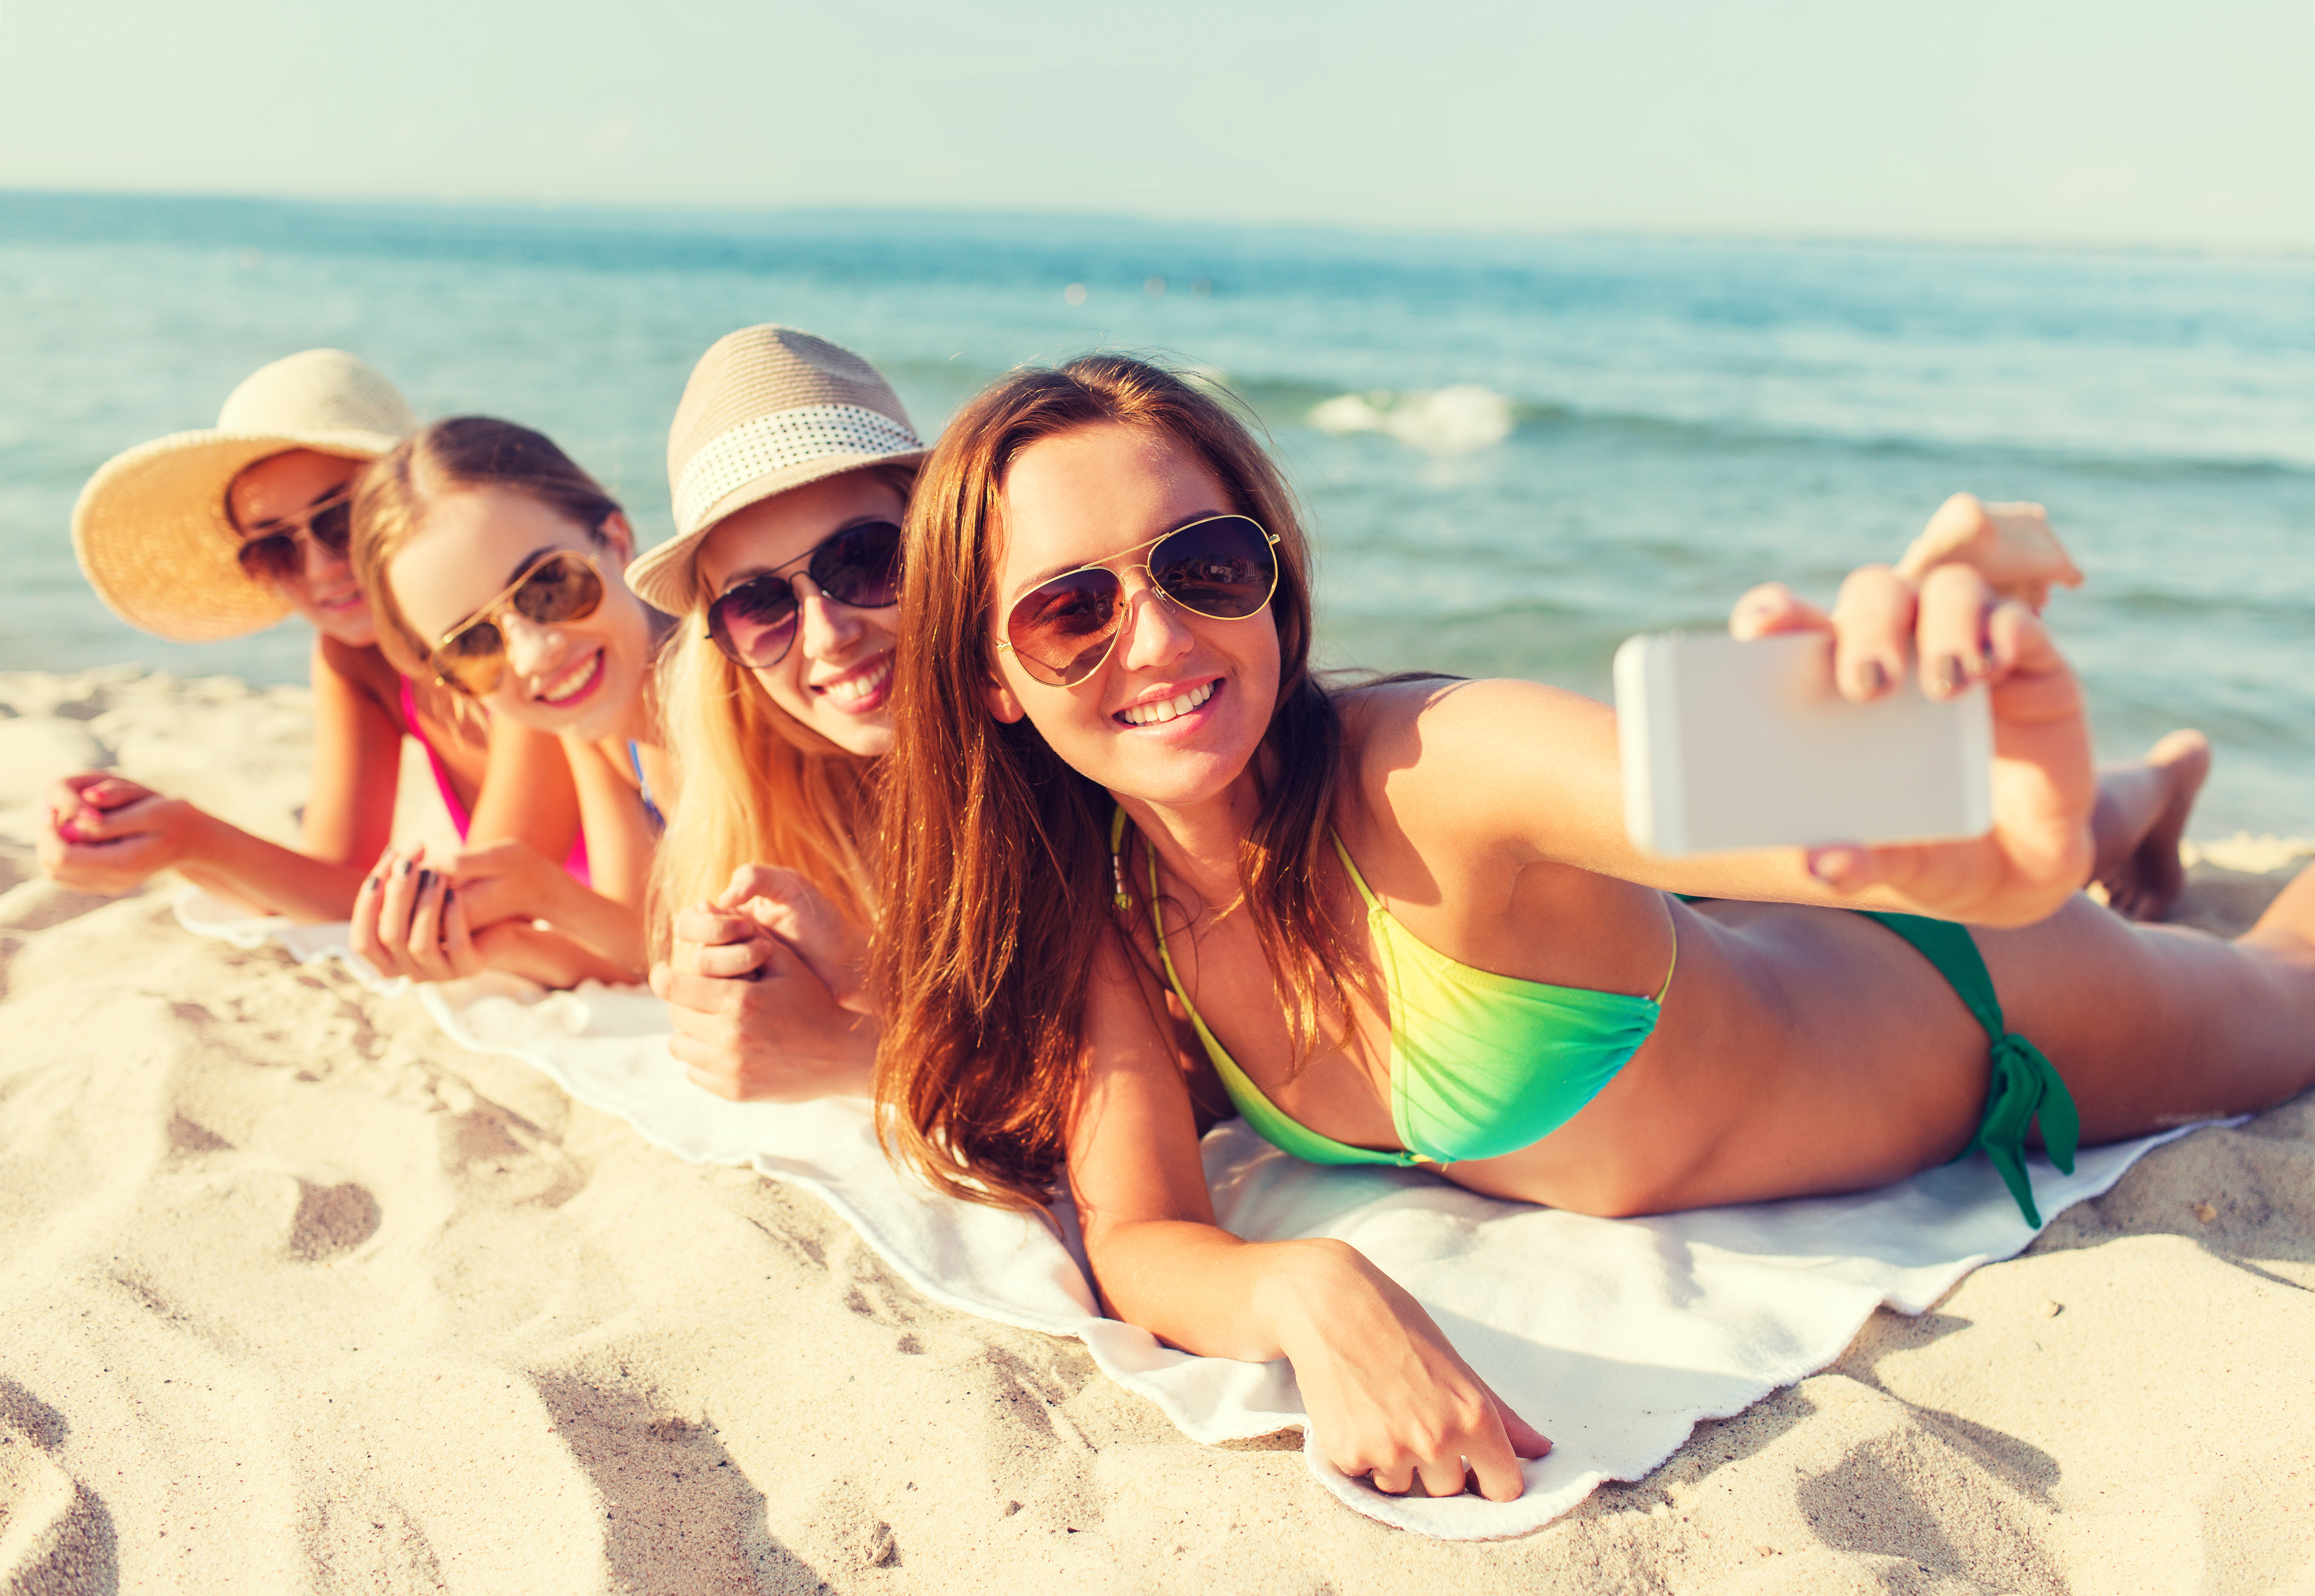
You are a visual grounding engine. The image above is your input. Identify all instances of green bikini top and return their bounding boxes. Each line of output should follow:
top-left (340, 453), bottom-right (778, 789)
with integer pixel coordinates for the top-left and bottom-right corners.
top-left (1114, 809), bottom-right (1676, 1168)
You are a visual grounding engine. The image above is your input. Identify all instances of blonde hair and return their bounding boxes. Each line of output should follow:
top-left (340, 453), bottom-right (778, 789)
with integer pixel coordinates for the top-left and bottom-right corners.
top-left (644, 462), bottom-right (915, 953)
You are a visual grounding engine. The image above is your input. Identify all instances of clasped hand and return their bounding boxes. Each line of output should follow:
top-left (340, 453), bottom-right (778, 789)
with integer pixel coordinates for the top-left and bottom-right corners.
top-left (39, 774), bottom-right (195, 894)
top-left (648, 865), bottom-right (875, 1101)
top-left (349, 838), bottom-right (575, 983)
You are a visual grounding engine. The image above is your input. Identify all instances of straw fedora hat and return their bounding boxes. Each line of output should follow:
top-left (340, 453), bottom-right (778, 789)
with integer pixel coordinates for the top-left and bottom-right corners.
top-left (71, 349), bottom-right (417, 643)
top-left (629, 325), bottom-right (928, 616)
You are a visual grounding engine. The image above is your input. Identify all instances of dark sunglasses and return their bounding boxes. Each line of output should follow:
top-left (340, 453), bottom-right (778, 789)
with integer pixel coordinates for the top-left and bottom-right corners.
top-left (995, 514), bottom-right (1281, 688)
top-left (429, 549), bottom-right (607, 696)
top-left (704, 519), bottom-right (903, 669)
top-left (234, 485), bottom-right (355, 584)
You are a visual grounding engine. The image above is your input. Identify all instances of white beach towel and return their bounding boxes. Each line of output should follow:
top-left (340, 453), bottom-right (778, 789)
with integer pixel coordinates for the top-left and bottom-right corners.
top-left (178, 891), bottom-right (2226, 1541)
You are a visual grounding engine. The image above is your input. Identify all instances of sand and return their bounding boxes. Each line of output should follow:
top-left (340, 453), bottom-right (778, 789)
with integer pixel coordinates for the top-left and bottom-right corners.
top-left (2, 666), bottom-right (2310, 1596)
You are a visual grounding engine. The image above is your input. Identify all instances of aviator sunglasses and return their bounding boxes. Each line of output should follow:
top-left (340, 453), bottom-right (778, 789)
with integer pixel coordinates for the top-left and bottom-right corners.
top-left (428, 548), bottom-right (607, 696)
top-left (996, 514), bottom-right (1281, 688)
top-left (704, 519), bottom-right (903, 669)
top-left (234, 483), bottom-right (355, 584)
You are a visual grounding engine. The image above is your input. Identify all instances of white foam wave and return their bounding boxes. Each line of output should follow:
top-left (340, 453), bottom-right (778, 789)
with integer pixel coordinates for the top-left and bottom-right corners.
top-left (1308, 385), bottom-right (1515, 455)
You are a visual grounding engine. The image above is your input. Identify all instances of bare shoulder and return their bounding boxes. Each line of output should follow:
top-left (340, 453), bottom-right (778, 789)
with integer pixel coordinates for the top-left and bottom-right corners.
top-left (313, 635), bottom-right (402, 718)
top-left (1334, 676), bottom-right (1616, 848)
top-left (1335, 674), bottom-right (1604, 760)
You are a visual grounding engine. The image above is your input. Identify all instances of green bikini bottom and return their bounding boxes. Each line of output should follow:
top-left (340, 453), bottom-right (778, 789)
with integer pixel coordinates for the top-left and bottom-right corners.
top-left (1855, 911), bottom-right (2081, 1227)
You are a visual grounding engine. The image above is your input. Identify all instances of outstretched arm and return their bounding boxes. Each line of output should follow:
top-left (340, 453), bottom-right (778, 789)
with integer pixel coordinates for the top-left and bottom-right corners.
top-left (1068, 944), bottom-right (1548, 1500)
top-left (1368, 562), bottom-right (2095, 929)
top-left (40, 771), bottom-right (375, 920)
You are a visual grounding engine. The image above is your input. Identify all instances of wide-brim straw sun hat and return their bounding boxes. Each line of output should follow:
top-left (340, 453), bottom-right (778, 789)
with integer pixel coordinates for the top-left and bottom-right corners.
top-left (628, 325), bottom-right (929, 616)
top-left (71, 349), bottom-right (417, 643)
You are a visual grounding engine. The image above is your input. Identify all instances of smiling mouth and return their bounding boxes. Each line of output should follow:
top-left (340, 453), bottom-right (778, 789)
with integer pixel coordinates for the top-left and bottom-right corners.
top-left (537, 648), bottom-right (604, 707)
top-left (816, 652), bottom-right (894, 712)
top-left (1116, 679), bottom-right (1219, 727)
top-left (314, 587), bottom-right (365, 611)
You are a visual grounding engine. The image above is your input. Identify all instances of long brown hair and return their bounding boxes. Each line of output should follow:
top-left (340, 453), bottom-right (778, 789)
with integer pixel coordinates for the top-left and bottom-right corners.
top-left (351, 415), bottom-right (624, 676)
top-left (645, 462), bottom-right (918, 952)
top-left (873, 355), bottom-right (1349, 1210)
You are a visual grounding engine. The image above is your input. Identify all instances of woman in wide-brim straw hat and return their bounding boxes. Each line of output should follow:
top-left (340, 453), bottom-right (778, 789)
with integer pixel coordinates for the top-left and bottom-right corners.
top-left (38, 349), bottom-right (579, 921)
top-left (632, 325), bottom-right (928, 1099)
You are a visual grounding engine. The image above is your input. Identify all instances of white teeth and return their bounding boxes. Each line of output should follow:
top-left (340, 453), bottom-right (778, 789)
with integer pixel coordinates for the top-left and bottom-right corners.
top-left (822, 656), bottom-right (893, 705)
top-left (540, 651), bottom-right (601, 704)
top-left (1120, 681), bottom-right (1217, 726)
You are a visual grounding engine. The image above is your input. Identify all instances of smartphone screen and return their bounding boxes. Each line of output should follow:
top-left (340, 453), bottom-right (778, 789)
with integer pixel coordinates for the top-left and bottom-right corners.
top-left (1613, 631), bottom-right (1993, 856)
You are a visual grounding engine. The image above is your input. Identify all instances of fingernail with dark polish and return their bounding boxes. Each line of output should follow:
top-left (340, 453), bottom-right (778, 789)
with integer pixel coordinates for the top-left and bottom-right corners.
top-left (399, 855), bottom-right (416, 877)
top-left (418, 869), bottom-right (436, 893)
top-left (1861, 660), bottom-right (1889, 694)
top-left (442, 886), bottom-right (455, 910)
top-left (1936, 656), bottom-right (1965, 694)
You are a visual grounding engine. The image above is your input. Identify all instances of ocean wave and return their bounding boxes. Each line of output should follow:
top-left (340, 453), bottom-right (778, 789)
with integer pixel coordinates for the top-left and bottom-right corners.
top-left (1280, 378), bottom-right (2315, 482)
top-left (1307, 386), bottom-right (1516, 456)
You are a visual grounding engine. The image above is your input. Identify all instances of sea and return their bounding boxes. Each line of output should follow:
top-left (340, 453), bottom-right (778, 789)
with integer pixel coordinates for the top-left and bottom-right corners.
top-left (3, 191), bottom-right (2311, 834)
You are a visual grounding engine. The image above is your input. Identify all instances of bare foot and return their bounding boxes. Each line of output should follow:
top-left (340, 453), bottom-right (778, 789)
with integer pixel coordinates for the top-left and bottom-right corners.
top-left (2099, 730), bottom-right (2211, 922)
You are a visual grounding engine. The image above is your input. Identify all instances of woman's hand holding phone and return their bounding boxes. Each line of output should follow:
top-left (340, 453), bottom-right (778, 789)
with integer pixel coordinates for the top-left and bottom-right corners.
top-left (1730, 561), bottom-right (2096, 927)
top-left (1895, 493), bottom-right (2083, 614)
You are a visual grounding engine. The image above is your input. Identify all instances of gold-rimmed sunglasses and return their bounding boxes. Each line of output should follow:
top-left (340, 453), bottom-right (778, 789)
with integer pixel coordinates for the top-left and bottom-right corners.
top-left (428, 549), bottom-right (607, 696)
top-left (994, 514), bottom-right (1281, 687)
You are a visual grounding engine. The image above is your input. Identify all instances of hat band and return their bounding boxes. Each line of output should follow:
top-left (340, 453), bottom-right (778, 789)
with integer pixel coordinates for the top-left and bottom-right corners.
top-left (674, 403), bottom-right (924, 534)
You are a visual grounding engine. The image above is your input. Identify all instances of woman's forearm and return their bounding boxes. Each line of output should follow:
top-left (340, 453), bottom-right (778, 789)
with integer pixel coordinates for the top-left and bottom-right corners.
top-left (530, 868), bottom-right (649, 979)
top-left (475, 920), bottom-right (634, 988)
top-left (1088, 1221), bottom-right (1369, 1363)
top-left (173, 809), bottom-right (374, 921)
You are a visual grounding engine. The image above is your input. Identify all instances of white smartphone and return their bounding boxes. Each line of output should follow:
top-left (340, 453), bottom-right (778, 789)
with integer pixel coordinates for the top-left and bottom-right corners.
top-left (1613, 631), bottom-right (1993, 857)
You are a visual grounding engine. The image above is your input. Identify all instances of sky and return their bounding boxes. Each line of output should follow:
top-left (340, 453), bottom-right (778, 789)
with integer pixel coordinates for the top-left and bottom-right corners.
top-left (2, 0), bottom-right (2312, 246)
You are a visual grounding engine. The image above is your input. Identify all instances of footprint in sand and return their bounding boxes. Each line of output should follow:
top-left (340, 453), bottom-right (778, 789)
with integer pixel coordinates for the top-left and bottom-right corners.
top-left (0, 879), bottom-right (124, 935)
top-left (289, 1180), bottom-right (382, 1261)
top-left (0, 1379), bottom-right (118, 1592)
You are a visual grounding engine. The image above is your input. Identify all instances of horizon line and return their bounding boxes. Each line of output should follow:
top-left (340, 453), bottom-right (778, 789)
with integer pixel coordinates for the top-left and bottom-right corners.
top-left (5, 182), bottom-right (2312, 265)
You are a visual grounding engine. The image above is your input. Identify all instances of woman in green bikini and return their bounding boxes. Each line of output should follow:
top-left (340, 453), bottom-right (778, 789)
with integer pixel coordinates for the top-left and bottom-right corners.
top-left (871, 354), bottom-right (2315, 1504)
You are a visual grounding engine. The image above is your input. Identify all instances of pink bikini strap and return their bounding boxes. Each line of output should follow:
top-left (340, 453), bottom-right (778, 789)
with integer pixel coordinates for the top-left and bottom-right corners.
top-left (398, 675), bottom-right (472, 841)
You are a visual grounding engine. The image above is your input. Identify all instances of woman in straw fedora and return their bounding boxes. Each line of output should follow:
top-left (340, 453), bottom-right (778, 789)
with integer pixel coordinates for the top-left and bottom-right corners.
top-left (631, 326), bottom-right (926, 1101)
top-left (38, 349), bottom-right (579, 921)
top-left (349, 416), bottom-right (676, 987)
